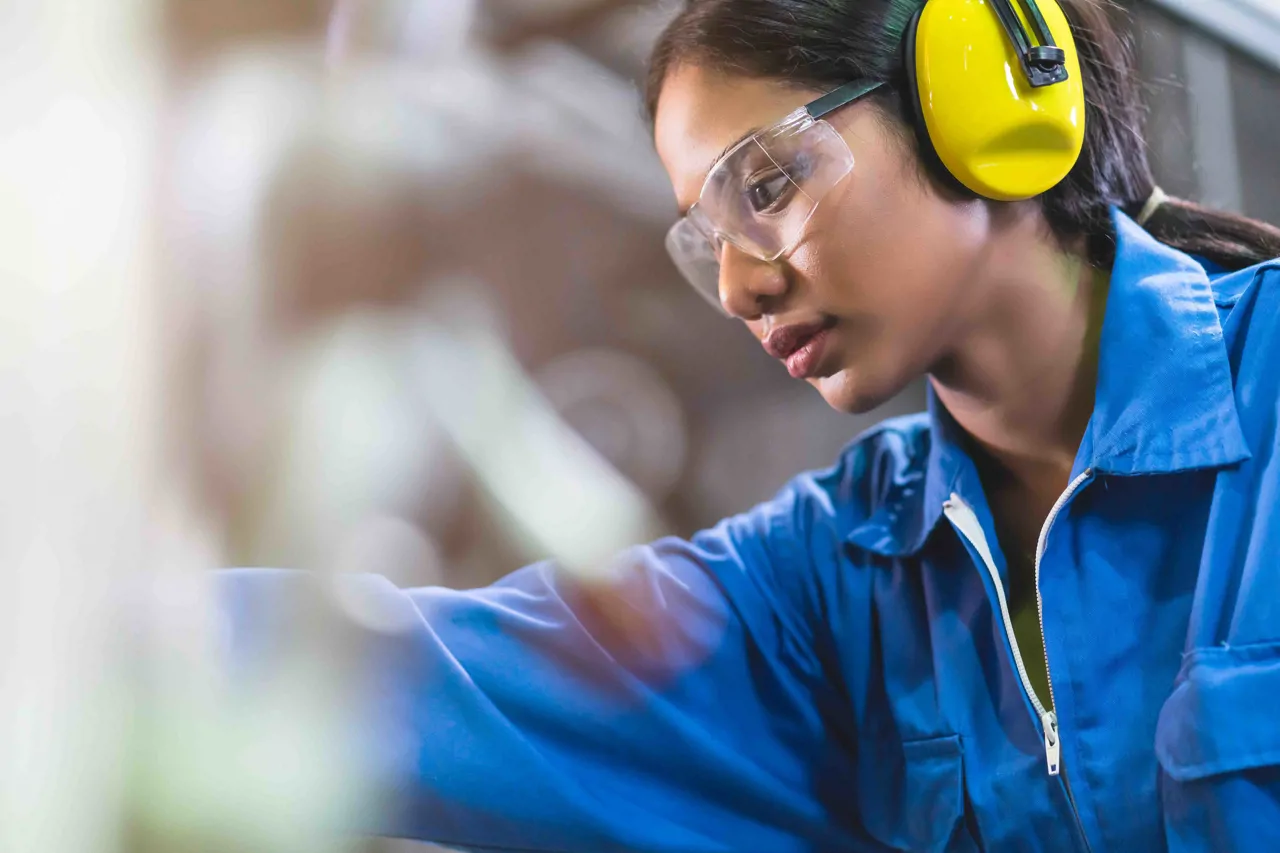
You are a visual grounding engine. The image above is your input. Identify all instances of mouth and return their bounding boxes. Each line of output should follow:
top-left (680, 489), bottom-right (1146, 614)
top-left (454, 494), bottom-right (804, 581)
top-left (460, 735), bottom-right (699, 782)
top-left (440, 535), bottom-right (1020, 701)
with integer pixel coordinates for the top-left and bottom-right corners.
top-left (763, 317), bottom-right (838, 380)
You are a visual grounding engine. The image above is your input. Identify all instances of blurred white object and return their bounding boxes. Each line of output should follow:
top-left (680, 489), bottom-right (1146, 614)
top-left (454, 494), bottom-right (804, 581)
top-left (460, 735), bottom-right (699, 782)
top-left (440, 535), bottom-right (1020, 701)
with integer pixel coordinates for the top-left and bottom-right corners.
top-left (328, 0), bottom-right (479, 67)
top-left (536, 348), bottom-right (688, 501)
top-left (166, 39), bottom-right (675, 576)
top-left (331, 515), bottom-right (445, 589)
top-left (125, 651), bottom-right (382, 853)
top-left (166, 47), bottom-right (498, 568)
top-left (251, 310), bottom-right (460, 582)
top-left (0, 4), bottom-right (396, 852)
top-left (410, 286), bottom-right (664, 581)
top-left (0, 1), bottom-right (161, 851)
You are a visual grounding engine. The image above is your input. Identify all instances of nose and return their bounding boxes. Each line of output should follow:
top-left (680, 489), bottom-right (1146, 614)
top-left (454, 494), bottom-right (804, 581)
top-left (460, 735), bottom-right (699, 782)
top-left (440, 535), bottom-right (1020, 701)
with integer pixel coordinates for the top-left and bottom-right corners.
top-left (718, 242), bottom-right (789, 320)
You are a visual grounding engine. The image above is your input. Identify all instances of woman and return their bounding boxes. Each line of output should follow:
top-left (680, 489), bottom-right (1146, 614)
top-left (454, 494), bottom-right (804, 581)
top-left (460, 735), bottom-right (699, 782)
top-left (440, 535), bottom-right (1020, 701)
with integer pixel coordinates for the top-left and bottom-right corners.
top-left (223, 0), bottom-right (1280, 850)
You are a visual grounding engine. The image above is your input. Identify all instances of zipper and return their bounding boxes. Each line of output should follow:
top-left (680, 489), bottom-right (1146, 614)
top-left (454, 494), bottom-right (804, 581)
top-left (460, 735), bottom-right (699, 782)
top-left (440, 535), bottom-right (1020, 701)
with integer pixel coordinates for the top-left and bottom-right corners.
top-left (943, 495), bottom-right (1060, 771)
top-left (944, 470), bottom-right (1095, 850)
top-left (1033, 470), bottom-right (1094, 751)
top-left (943, 470), bottom-right (1092, 775)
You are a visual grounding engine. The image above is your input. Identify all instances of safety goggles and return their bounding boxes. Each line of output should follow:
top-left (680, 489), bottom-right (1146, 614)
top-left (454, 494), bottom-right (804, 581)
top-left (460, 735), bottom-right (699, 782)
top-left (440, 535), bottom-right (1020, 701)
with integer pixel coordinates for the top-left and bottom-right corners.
top-left (665, 79), bottom-right (885, 313)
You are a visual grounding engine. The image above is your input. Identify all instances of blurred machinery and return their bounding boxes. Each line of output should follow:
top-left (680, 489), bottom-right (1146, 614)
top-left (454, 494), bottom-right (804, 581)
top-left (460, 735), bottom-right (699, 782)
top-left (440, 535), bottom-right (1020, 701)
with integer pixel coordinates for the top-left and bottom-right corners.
top-left (162, 0), bottom-right (923, 594)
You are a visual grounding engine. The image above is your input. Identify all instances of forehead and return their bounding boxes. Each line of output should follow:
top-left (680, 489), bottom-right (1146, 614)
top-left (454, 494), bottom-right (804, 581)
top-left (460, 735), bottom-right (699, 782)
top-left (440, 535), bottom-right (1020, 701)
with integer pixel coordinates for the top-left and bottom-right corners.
top-left (654, 65), bottom-right (817, 211)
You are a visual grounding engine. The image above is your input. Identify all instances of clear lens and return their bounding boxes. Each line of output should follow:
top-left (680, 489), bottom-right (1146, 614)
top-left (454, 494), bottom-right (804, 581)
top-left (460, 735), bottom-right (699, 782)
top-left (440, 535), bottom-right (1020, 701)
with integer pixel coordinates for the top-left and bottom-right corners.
top-left (665, 216), bottom-right (725, 312)
top-left (665, 113), bottom-right (854, 313)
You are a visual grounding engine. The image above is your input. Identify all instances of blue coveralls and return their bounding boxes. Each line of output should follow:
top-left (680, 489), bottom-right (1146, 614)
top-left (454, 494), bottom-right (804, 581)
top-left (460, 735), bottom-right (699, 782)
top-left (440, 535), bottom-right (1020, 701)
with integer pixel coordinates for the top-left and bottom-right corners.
top-left (223, 210), bottom-right (1280, 851)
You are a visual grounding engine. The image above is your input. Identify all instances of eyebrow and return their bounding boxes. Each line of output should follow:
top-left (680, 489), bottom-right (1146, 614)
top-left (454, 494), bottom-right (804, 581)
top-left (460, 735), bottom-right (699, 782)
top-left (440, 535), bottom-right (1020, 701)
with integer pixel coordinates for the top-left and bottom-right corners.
top-left (677, 125), bottom-right (762, 217)
top-left (675, 80), bottom-right (884, 217)
top-left (710, 126), bottom-right (762, 175)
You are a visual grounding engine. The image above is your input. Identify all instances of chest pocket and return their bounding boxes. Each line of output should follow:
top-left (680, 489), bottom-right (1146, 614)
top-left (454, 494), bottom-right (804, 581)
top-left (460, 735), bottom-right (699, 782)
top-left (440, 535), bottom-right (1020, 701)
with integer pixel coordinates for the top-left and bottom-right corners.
top-left (1155, 642), bottom-right (1280, 852)
top-left (857, 734), bottom-right (976, 853)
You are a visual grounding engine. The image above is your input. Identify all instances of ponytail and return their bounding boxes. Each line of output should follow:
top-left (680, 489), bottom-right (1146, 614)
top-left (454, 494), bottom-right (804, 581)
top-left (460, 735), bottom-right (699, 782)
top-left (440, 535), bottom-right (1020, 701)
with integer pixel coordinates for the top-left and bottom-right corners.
top-left (1135, 195), bottom-right (1280, 271)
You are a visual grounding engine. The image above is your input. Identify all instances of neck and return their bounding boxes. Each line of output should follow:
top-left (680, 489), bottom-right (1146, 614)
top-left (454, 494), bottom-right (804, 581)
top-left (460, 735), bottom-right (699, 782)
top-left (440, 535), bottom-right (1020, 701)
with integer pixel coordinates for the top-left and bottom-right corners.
top-left (930, 226), bottom-right (1108, 489)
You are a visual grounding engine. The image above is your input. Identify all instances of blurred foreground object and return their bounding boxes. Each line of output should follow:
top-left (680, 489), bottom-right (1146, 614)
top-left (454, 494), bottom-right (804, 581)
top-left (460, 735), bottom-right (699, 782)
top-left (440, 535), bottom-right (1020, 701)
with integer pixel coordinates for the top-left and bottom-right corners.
top-left (0, 1), bottom-right (162, 851)
top-left (163, 33), bottom-right (680, 584)
top-left (0, 2), bottom-right (385, 851)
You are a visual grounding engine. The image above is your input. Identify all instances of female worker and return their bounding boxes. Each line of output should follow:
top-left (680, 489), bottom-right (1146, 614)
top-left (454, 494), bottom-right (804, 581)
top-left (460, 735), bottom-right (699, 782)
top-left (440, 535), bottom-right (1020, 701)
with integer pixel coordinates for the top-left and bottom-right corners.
top-left (222, 0), bottom-right (1280, 850)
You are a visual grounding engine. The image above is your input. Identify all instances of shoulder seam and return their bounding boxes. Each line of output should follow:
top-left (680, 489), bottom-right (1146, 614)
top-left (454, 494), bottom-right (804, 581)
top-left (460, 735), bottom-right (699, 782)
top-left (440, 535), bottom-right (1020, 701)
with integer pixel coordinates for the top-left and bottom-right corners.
top-left (1214, 261), bottom-right (1280, 310)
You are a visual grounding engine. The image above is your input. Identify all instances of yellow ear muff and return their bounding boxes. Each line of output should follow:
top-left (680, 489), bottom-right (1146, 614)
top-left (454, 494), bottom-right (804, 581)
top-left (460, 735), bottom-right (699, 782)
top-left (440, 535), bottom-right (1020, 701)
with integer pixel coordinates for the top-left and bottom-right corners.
top-left (908, 0), bottom-right (1086, 201)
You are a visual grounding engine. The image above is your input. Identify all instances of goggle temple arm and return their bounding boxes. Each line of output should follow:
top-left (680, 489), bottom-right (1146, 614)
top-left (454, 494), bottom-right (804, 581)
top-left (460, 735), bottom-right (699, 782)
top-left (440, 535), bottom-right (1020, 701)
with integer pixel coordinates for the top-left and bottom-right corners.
top-left (804, 80), bottom-right (886, 121)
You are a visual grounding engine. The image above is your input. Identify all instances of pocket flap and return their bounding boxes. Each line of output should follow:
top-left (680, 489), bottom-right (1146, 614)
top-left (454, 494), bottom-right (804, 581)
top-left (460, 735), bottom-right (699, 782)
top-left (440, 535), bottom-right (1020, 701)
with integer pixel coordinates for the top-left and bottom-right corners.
top-left (860, 734), bottom-right (965, 853)
top-left (1156, 642), bottom-right (1280, 782)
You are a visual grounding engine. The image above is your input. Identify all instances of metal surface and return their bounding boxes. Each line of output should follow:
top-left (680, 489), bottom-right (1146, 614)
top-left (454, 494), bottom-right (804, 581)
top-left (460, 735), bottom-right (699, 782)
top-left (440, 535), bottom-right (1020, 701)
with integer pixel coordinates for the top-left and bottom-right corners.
top-left (1147, 0), bottom-right (1280, 71)
top-left (1181, 27), bottom-right (1245, 211)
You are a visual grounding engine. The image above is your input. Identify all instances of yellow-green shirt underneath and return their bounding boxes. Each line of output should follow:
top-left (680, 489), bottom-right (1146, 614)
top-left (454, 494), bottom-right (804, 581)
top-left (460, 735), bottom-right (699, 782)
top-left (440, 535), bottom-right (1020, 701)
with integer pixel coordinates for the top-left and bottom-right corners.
top-left (1013, 603), bottom-right (1053, 711)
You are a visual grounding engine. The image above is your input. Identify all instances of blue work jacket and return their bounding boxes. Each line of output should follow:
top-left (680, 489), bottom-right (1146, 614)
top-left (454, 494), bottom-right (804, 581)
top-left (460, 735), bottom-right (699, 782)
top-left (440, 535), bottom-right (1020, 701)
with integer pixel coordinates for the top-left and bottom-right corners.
top-left (222, 210), bottom-right (1280, 851)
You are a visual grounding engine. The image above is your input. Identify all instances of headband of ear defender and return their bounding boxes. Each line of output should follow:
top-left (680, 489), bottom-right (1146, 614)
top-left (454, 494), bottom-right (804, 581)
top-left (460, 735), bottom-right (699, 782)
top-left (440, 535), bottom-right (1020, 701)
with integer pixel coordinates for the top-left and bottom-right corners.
top-left (903, 0), bottom-right (1087, 201)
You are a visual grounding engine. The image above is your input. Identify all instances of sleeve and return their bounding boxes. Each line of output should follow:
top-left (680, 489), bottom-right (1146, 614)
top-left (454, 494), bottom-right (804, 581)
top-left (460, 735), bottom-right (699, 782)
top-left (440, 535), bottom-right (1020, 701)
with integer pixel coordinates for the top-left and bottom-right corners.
top-left (217, 489), bottom-right (869, 853)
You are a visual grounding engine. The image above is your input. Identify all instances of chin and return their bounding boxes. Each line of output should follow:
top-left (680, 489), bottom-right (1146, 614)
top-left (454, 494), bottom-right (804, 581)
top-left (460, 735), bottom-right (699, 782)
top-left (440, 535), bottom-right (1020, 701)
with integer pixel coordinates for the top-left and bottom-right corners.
top-left (812, 368), bottom-right (902, 416)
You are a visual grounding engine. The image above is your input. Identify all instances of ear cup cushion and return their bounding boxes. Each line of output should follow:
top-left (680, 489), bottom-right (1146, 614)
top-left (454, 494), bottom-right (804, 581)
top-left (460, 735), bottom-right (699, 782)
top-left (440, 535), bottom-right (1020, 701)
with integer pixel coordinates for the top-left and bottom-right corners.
top-left (902, 5), bottom-right (979, 199)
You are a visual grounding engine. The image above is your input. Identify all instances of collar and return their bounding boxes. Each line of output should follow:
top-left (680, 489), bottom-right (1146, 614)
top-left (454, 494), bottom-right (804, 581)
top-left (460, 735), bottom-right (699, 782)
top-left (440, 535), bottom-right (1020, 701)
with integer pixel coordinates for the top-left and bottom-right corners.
top-left (847, 207), bottom-right (1250, 558)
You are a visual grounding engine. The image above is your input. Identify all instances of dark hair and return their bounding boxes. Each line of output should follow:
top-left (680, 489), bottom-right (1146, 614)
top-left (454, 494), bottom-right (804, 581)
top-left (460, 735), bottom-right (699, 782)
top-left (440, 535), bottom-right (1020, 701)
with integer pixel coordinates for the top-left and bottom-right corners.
top-left (646, 0), bottom-right (1280, 270)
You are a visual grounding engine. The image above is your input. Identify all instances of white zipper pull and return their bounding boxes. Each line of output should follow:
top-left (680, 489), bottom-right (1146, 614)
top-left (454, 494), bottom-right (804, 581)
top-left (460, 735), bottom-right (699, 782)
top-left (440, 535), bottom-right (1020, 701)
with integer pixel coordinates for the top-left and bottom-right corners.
top-left (1043, 711), bottom-right (1062, 776)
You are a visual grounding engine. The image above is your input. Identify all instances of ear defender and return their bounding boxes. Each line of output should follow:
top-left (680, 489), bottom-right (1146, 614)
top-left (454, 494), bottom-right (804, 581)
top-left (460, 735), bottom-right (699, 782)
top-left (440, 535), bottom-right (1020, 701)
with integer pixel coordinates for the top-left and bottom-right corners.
top-left (903, 0), bottom-right (1087, 201)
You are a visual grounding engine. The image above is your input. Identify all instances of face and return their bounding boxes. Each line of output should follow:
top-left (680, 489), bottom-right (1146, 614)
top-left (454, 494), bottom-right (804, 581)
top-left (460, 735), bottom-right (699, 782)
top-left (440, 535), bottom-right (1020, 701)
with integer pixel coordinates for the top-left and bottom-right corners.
top-left (655, 64), bottom-right (997, 414)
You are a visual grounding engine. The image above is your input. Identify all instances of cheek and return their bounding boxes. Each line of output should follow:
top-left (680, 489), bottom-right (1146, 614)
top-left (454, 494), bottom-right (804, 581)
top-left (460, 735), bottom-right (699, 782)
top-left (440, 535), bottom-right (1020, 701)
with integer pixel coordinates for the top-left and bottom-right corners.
top-left (796, 193), bottom-right (991, 410)
top-left (787, 211), bottom-right (942, 325)
top-left (799, 172), bottom-right (989, 328)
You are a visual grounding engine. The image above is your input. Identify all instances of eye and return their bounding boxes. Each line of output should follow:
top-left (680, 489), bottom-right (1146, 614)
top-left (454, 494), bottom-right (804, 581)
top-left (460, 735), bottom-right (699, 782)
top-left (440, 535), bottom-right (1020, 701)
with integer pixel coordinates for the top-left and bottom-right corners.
top-left (745, 170), bottom-right (795, 213)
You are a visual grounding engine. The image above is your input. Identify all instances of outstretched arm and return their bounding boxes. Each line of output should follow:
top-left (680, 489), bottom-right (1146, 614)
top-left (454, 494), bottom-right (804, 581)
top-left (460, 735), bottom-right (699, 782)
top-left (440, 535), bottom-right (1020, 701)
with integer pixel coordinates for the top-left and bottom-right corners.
top-left (219, 495), bottom-right (867, 852)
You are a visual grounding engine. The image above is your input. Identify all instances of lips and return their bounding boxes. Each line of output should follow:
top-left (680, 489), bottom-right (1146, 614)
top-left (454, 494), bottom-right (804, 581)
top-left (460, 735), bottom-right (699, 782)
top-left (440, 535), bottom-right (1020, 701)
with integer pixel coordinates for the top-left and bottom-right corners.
top-left (763, 319), bottom-right (837, 380)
